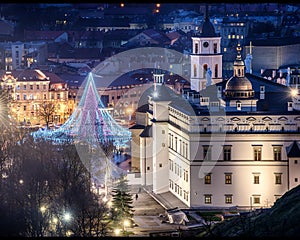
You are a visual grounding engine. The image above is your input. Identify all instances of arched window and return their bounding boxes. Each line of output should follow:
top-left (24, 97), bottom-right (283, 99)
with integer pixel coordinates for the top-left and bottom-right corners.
top-left (193, 64), bottom-right (197, 77)
top-left (203, 64), bottom-right (208, 78)
top-left (214, 43), bottom-right (217, 53)
top-left (195, 43), bottom-right (199, 54)
top-left (215, 64), bottom-right (218, 78)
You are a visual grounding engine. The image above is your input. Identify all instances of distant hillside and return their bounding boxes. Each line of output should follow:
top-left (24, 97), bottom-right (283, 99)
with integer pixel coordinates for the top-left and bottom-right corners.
top-left (202, 185), bottom-right (300, 237)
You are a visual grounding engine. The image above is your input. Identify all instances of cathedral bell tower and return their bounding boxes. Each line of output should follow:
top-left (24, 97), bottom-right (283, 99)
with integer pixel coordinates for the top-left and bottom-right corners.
top-left (190, 4), bottom-right (223, 92)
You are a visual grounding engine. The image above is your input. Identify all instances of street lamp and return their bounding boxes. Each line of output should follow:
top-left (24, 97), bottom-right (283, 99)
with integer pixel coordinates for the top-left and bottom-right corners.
top-left (63, 212), bottom-right (72, 222)
top-left (40, 205), bottom-right (47, 213)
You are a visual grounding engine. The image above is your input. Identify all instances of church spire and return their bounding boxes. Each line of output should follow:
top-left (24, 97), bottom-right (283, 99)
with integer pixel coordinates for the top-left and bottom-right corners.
top-left (204, 3), bottom-right (209, 21)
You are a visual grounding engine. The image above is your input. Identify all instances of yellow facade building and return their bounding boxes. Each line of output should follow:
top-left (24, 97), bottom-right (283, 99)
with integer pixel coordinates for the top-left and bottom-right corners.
top-left (0, 69), bottom-right (71, 127)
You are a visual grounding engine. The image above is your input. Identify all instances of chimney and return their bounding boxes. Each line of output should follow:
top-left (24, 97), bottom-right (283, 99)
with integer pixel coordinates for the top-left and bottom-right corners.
top-left (260, 68), bottom-right (264, 75)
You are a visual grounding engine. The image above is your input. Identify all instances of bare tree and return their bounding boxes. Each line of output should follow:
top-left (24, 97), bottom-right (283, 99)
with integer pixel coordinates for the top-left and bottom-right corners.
top-left (38, 102), bottom-right (55, 128)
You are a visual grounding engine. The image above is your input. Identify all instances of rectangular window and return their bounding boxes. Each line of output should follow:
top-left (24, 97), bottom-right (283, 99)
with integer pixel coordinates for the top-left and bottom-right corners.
top-left (44, 94), bottom-right (47, 100)
top-left (43, 85), bottom-right (46, 90)
top-left (225, 195), bottom-right (232, 204)
top-left (203, 145), bottom-right (212, 160)
top-left (185, 169), bottom-right (189, 182)
top-left (204, 174), bottom-right (211, 184)
top-left (36, 85), bottom-right (39, 90)
top-left (23, 85), bottom-right (26, 90)
top-left (253, 196), bottom-right (260, 204)
top-left (23, 94), bottom-right (27, 100)
top-left (253, 146), bottom-right (262, 161)
top-left (223, 145), bottom-right (231, 161)
top-left (204, 194), bottom-right (212, 204)
top-left (57, 94), bottom-right (60, 99)
top-left (274, 195), bottom-right (281, 201)
top-left (275, 173), bottom-right (282, 184)
top-left (195, 43), bottom-right (198, 54)
top-left (30, 85), bottom-right (33, 90)
top-left (214, 43), bottom-right (217, 54)
top-left (225, 173), bottom-right (232, 184)
top-left (147, 166), bottom-right (150, 171)
top-left (295, 178), bottom-right (298, 182)
top-left (273, 146), bottom-right (282, 161)
top-left (253, 175), bottom-right (260, 184)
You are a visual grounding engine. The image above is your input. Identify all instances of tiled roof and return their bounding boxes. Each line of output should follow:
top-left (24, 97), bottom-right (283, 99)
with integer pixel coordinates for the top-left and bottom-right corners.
top-left (43, 71), bottom-right (67, 84)
top-left (139, 125), bottom-right (152, 138)
top-left (142, 29), bottom-right (171, 44)
top-left (287, 141), bottom-right (300, 157)
top-left (24, 30), bottom-right (66, 41)
top-left (0, 69), bottom-right (48, 81)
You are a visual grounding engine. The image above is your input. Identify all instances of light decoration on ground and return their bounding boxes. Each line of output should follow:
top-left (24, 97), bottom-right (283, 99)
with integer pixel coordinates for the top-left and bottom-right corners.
top-left (31, 72), bottom-right (131, 148)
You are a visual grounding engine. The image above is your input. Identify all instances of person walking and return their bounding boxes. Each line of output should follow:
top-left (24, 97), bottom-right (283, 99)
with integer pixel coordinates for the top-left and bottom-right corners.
top-left (135, 193), bottom-right (138, 201)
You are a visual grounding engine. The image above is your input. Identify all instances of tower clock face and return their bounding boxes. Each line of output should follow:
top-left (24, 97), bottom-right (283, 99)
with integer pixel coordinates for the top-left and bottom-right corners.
top-left (203, 41), bottom-right (209, 48)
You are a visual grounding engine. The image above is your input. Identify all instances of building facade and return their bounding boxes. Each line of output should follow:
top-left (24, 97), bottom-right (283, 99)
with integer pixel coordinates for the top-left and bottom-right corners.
top-left (0, 69), bottom-right (70, 126)
top-left (131, 43), bottom-right (300, 210)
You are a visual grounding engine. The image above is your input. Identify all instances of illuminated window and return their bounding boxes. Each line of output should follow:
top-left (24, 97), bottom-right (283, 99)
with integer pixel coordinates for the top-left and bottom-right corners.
top-left (253, 195), bottom-right (260, 204)
top-left (204, 174), bottom-right (211, 184)
top-left (203, 64), bottom-right (208, 78)
top-left (275, 173), bottom-right (282, 184)
top-left (204, 194), bottom-right (212, 204)
top-left (224, 47), bottom-right (227, 52)
top-left (223, 145), bottom-right (231, 161)
top-left (228, 35), bottom-right (231, 39)
top-left (273, 146), bottom-right (282, 161)
top-left (253, 146), bottom-right (262, 161)
top-left (225, 173), bottom-right (232, 184)
top-left (225, 195), bottom-right (232, 204)
top-left (193, 64), bottom-right (197, 77)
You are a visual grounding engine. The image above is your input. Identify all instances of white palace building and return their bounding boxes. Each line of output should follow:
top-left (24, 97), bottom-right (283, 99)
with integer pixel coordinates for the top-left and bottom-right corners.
top-left (129, 14), bottom-right (300, 209)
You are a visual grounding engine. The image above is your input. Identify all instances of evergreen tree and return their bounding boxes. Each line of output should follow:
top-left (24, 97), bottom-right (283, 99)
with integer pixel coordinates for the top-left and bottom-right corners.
top-left (111, 174), bottom-right (134, 229)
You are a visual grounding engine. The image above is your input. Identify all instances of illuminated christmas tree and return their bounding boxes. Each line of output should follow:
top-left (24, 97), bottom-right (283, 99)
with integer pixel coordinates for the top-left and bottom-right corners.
top-left (32, 72), bottom-right (131, 147)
